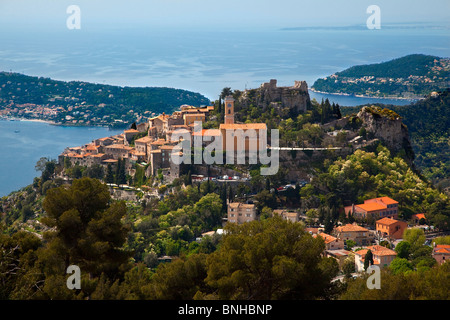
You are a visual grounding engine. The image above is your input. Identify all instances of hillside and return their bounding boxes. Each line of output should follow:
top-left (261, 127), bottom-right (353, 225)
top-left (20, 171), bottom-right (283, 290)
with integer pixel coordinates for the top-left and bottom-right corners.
top-left (340, 89), bottom-right (450, 188)
top-left (312, 54), bottom-right (450, 99)
top-left (0, 72), bottom-right (211, 127)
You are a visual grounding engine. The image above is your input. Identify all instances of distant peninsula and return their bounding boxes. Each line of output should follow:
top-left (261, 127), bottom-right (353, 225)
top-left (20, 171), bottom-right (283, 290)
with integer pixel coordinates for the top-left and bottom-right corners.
top-left (312, 54), bottom-right (450, 99)
top-left (0, 72), bottom-right (211, 128)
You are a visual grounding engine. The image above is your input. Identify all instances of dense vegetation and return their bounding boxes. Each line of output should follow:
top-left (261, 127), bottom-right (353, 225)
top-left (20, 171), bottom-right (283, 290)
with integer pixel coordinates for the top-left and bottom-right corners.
top-left (1, 177), bottom-right (448, 300)
top-left (312, 54), bottom-right (450, 98)
top-left (341, 89), bottom-right (450, 188)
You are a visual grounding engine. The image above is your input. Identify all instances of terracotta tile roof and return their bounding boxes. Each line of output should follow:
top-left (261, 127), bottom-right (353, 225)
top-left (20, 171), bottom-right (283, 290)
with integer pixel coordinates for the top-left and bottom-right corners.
top-left (124, 129), bottom-right (139, 133)
top-left (150, 138), bottom-right (168, 145)
top-left (86, 144), bottom-right (100, 151)
top-left (134, 136), bottom-right (153, 143)
top-left (192, 129), bottom-right (221, 136)
top-left (336, 224), bottom-right (369, 232)
top-left (356, 202), bottom-right (386, 212)
top-left (434, 245), bottom-right (450, 254)
top-left (90, 153), bottom-right (105, 158)
top-left (316, 233), bottom-right (338, 244)
top-left (375, 197), bottom-right (398, 205)
top-left (355, 245), bottom-right (397, 258)
top-left (413, 213), bottom-right (426, 220)
top-left (220, 123), bottom-right (267, 130)
top-left (104, 144), bottom-right (133, 150)
top-left (376, 217), bottom-right (400, 225)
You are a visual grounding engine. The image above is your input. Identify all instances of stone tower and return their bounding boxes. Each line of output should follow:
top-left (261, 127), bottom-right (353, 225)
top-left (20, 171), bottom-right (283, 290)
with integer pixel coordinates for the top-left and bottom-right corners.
top-left (224, 96), bottom-right (235, 124)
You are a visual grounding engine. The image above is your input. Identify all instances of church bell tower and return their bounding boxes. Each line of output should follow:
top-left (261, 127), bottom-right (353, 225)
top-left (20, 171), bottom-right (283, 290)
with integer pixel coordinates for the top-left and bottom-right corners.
top-left (224, 96), bottom-right (234, 124)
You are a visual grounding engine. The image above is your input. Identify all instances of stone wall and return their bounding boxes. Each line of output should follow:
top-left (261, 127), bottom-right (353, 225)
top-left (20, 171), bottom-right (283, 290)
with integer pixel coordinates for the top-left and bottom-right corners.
top-left (239, 79), bottom-right (311, 114)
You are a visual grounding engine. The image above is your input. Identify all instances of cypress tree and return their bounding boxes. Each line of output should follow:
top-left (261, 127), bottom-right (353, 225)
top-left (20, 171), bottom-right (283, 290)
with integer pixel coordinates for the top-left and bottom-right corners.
top-left (364, 249), bottom-right (374, 271)
top-left (105, 163), bottom-right (114, 184)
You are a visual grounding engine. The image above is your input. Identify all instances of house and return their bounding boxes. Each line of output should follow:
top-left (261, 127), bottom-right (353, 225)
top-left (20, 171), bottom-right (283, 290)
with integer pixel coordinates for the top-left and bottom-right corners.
top-left (123, 129), bottom-right (140, 145)
top-left (314, 232), bottom-right (345, 251)
top-left (273, 209), bottom-right (300, 223)
top-left (345, 196), bottom-right (399, 220)
top-left (183, 112), bottom-right (205, 126)
top-left (354, 245), bottom-right (397, 272)
top-left (432, 244), bottom-right (450, 265)
top-left (325, 249), bottom-right (353, 270)
top-left (375, 217), bottom-right (408, 240)
top-left (94, 136), bottom-right (115, 147)
top-left (104, 144), bottom-right (133, 160)
top-left (149, 113), bottom-right (170, 133)
top-left (411, 213), bottom-right (427, 225)
top-left (227, 202), bottom-right (256, 224)
top-left (134, 136), bottom-right (154, 160)
top-left (333, 223), bottom-right (374, 246)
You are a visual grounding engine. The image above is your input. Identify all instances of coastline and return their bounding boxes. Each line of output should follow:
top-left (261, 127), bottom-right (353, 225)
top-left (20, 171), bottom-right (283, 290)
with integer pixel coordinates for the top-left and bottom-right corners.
top-left (309, 88), bottom-right (423, 101)
top-left (1, 116), bottom-right (116, 129)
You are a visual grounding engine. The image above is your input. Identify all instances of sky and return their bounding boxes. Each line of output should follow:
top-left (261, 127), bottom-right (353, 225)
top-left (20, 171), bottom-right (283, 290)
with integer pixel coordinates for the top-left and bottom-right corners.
top-left (0, 0), bottom-right (449, 31)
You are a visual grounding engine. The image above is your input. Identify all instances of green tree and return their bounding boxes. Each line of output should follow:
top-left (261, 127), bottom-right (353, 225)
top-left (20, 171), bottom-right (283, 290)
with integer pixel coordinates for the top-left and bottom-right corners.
top-left (41, 178), bottom-right (132, 284)
top-left (389, 258), bottom-right (414, 275)
top-left (193, 193), bottom-right (223, 231)
top-left (115, 158), bottom-right (127, 185)
top-left (205, 216), bottom-right (339, 300)
top-left (105, 163), bottom-right (115, 184)
top-left (395, 241), bottom-right (411, 259)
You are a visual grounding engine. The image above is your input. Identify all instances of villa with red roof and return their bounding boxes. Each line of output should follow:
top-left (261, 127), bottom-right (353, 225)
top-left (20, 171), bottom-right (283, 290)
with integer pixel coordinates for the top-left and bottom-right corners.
top-left (332, 223), bottom-right (374, 246)
top-left (375, 217), bottom-right (407, 240)
top-left (314, 232), bottom-right (345, 251)
top-left (432, 244), bottom-right (450, 265)
top-left (345, 196), bottom-right (399, 220)
top-left (354, 245), bottom-right (397, 272)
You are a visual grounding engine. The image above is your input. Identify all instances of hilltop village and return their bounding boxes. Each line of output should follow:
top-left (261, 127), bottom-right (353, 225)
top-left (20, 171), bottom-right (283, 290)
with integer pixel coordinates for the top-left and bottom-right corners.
top-left (59, 94), bottom-right (268, 186)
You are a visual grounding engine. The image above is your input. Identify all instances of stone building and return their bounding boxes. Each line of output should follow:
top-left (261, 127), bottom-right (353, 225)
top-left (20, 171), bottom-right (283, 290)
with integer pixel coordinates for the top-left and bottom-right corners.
top-left (227, 202), bottom-right (256, 224)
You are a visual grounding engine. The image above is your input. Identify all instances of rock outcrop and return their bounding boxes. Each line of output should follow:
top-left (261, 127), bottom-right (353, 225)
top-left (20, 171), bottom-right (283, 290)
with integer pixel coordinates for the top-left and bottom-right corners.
top-left (238, 79), bottom-right (311, 115)
top-left (357, 106), bottom-right (414, 161)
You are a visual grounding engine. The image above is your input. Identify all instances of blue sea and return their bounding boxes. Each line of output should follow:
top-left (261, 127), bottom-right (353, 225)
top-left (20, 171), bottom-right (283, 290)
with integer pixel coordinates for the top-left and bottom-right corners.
top-left (0, 120), bottom-right (122, 197)
top-left (0, 25), bottom-right (449, 195)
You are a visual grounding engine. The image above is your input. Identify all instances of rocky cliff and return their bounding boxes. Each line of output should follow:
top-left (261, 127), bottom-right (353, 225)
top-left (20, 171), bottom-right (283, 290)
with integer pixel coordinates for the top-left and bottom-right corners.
top-left (357, 106), bottom-right (415, 162)
top-left (237, 79), bottom-right (311, 115)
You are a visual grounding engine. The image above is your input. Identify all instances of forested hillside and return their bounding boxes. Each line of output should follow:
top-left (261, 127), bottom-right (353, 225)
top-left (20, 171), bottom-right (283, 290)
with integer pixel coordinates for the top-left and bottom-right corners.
top-left (0, 72), bottom-right (211, 126)
top-left (341, 89), bottom-right (450, 188)
top-left (312, 54), bottom-right (450, 98)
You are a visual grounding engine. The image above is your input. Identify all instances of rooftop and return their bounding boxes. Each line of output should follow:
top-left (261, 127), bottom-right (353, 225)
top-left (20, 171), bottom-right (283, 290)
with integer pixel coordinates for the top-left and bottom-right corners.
top-left (220, 123), bottom-right (267, 130)
top-left (336, 224), bottom-right (369, 233)
top-left (356, 202), bottom-right (387, 212)
top-left (376, 217), bottom-right (402, 225)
